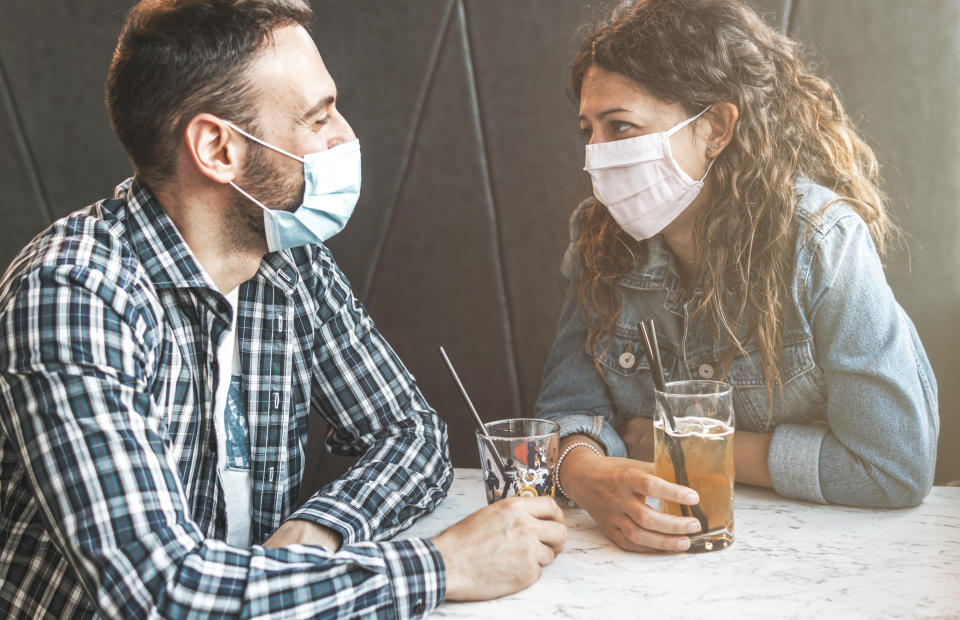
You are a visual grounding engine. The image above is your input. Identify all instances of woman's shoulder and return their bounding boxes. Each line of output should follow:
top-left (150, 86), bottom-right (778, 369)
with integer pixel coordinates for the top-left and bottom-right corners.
top-left (568, 197), bottom-right (598, 243)
top-left (792, 176), bottom-right (864, 239)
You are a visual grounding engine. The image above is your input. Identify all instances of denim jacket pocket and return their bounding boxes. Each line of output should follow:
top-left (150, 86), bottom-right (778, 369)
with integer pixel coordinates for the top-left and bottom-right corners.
top-left (724, 339), bottom-right (826, 432)
top-left (590, 327), bottom-right (677, 419)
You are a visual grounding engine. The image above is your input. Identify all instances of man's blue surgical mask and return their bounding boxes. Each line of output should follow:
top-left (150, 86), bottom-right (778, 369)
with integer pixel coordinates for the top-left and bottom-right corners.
top-left (226, 121), bottom-right (361, 252)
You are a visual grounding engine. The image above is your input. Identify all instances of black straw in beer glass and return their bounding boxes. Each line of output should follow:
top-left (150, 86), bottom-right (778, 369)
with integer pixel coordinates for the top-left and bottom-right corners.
top-left (638, 320), bottom-right (710, 532)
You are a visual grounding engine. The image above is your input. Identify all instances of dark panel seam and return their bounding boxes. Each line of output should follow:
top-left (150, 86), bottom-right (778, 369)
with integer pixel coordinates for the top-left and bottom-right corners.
top-left (362, 0), bottom-right (457, 301)
top-left (0, 54), bottom-right (55, 224)
top-left (458, 0), bottom-right (523, 417)
top-left (786, 0), bottom-right (799, 38)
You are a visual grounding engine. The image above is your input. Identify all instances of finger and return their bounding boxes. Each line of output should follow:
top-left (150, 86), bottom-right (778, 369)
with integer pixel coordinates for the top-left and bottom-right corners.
top-left (536, 541), bottom-right (558, 567)
top-left (624, 500), bottom-right (701, 536)
top-left (617, 521), bottom-right (691, 553)
top-left (519, 496), bottom-right (566, 523)
top-left (535, 519), bottom-right (568, 555)
top-left (628, 469), bottom-right (699, 505)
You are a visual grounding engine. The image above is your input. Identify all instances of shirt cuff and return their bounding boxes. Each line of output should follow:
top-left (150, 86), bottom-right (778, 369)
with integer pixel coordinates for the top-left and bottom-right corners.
top-left (767, 423), bottom-right (829, 504)
top-left (379, 538), bottom-right (445, 619)
top-left (539, 412), bottom-right (627, 458)
top-left (286, 496), bottom-right (371, 544)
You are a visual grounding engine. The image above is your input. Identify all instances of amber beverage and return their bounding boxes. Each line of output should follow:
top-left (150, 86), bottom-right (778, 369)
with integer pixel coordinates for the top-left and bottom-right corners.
top-left (653, 380), bottom-right (735, 552)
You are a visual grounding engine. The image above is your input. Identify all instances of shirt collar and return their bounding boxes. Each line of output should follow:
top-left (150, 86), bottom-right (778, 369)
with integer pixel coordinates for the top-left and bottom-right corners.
top-left (118, 177), bottom-right (300, 295)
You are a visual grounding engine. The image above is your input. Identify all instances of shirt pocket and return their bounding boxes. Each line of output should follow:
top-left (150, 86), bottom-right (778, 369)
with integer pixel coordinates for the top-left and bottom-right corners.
top-left (589, 326), bottom-right (678, 419)
top-left (725, 339), bottom-right (826, 431)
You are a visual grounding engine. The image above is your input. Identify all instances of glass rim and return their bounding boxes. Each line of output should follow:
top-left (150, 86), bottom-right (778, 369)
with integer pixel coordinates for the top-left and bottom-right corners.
top-left (478, 418), bottom-right (560, 441)
top-left (655, 379), bottom-right (732, 398)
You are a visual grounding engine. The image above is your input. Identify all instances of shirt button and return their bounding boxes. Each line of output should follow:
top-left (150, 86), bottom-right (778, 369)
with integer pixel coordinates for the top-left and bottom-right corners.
top-left (698, 363), bottom-right (715, 379)
top-left (618, 352), bottom-right (636, 369)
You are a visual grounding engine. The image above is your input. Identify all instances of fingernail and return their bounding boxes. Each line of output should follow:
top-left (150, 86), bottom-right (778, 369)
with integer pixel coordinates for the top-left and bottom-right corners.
top-left (684, 493), bottom-right (699, 504)
top-left (676, 538), bottom-right (691, 551)
top-left (686, 520), bottom-right (701, 533)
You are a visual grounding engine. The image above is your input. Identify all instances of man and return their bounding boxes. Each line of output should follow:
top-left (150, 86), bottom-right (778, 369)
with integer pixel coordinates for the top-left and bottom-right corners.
top-left (0, 1), bottom-right (566, 617)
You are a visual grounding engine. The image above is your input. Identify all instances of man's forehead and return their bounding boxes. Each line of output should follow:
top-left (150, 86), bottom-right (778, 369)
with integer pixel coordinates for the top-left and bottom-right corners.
top-left (248, 24), bottom-right (337, 116)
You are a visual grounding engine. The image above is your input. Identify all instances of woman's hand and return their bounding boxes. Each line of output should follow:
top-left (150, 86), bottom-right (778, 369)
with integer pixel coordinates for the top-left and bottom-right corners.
top-left (559, 442), bottom-right (702, 552)
top-left (619, 416), bottom-right (656, 461)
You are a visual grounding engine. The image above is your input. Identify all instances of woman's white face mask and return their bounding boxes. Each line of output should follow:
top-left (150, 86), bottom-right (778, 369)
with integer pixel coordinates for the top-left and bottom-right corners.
top-left (584, 106), bottom-right (713, 241)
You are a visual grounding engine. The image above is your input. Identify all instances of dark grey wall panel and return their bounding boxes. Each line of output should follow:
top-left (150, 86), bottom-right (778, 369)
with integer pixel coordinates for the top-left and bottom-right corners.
top-left (363, 11), bottom-right (521, 466)
top-left (1, 0), bottom-right (956, 489)
top-left (309, 0), bottom-right (453, 294)
top-left (789, 0), bottom-right (960, 485)
top-left (462, 0), bottom-right (618, 418)
top-left (0, 2), bottom-right (132, 219)
top-left (0, 63), bottom-right (51, 268)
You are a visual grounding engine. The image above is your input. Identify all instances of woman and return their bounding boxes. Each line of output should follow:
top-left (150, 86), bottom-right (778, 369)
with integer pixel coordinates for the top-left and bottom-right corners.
top-left (535, 0), bottom-right (938, 553)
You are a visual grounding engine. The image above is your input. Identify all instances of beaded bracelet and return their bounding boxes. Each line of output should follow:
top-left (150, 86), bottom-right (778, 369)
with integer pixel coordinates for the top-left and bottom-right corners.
top-left (555, 441), bottom-right (603, 506)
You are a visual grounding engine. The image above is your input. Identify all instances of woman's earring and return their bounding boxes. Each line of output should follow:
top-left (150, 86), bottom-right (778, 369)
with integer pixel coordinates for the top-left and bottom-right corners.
top-left (706, 144), bottom-right (719, 155)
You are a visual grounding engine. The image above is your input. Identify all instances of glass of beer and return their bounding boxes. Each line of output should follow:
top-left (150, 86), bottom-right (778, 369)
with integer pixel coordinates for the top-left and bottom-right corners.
top-left (476, 419), bottom-right (559, 504)
top-left (653, 380), bottom-right (734, 552)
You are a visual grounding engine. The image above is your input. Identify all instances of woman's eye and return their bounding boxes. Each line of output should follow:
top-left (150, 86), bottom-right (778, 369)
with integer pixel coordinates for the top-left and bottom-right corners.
top-left (611, 120), bottom-right (634, 135)
top-left (579, 126), bottom-right (592, 141)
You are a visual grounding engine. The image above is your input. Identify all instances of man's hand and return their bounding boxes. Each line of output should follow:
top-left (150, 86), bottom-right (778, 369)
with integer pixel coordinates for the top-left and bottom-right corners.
top-left (620, 416), bottom-right (655, 461)
top-left (263, 519), bottom-right (343, 552)
top-left (431, 496), bottom-right (567, 601)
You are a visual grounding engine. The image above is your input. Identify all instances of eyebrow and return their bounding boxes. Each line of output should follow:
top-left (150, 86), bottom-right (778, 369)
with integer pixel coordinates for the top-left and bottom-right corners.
top-left (578, 107), bottom-right (633, 122)
top-left (299, 94), bottom-right (336, 123)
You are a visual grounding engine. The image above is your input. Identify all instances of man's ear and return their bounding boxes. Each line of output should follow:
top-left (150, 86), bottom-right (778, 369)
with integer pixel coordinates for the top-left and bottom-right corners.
top-left (703, 102), bottom-right (738, 158)
top-left (183, 113), bottom-right (242, 184)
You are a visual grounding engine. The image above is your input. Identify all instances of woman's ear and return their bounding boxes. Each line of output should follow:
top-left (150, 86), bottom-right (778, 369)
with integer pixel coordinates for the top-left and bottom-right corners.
top-left (183, 113), bottom-right (242, 184)
top-left (703, 102), bottom-right (738, 158)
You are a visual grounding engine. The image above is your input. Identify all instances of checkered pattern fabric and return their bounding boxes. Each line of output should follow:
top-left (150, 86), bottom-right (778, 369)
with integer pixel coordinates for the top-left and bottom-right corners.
top-left (0, 178), bottom-right (452, 618)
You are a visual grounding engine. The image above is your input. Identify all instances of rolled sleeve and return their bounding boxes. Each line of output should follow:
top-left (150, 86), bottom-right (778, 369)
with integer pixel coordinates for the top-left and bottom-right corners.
top-left (794, 208), bottom-right (938, 507)
top-left (288, 496), bottom-right (371, 545)
top-left (767, 423), bottom-right (828, 504)
top-left (540, 412), bottom-right (627, 458)
top-left (379, 538), bottom-right (445, 618)
top-left (535, 204), bottom-right (627, 460)
top-left (302, 249), bottom-right (453, 544)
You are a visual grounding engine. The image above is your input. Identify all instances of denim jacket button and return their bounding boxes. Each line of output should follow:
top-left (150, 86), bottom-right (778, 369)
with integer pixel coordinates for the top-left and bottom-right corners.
top-left (618, 352), bottom-right (636, 369)
top-left (698, 363), bottom-right (715, 379)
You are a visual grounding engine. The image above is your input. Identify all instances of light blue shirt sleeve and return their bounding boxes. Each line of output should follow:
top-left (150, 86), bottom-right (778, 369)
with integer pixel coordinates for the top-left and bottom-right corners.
top-left (769, 211), bottom-right (939, 507)
top-left (534, 218), bottom-right (628, 459)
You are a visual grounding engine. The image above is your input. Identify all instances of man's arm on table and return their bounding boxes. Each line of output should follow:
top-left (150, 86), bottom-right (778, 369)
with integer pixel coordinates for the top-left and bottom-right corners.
top-left (0, 261), bottom-right (443, 618)
top-left (282, 248), bottom-right (567, 603)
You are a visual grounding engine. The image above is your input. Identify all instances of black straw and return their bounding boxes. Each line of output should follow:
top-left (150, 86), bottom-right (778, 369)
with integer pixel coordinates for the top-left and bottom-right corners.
top-left (437, 346), bottom-right (507, 475)
top-left (637, 320), bottom-right (710, 532)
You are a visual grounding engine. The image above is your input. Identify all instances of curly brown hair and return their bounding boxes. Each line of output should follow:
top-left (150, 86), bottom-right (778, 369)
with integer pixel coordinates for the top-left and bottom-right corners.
top-left (572, 0), bottom-right (893, 403)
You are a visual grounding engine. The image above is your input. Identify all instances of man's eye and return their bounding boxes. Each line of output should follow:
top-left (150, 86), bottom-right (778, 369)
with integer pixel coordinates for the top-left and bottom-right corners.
top-left (314, 117), bottom-right (329, 129)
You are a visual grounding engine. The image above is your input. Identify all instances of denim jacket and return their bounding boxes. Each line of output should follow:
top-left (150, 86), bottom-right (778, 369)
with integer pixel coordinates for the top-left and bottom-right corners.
top-left (536, 178), bottom-right (938, 508)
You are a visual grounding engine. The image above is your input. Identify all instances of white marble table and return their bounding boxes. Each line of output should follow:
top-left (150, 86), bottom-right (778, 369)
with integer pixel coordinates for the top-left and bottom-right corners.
top-left (398, 468), bottom-right (960, 619)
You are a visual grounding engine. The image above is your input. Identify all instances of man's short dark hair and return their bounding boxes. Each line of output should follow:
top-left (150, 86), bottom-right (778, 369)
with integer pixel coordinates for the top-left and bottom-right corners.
top-left (105, 0), bottom-right (313, 187)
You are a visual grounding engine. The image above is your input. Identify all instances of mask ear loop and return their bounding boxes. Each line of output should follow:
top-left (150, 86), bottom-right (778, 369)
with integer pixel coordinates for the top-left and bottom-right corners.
top-left (665, 105), bottom-right (713, 137)
top-left (224, 120), bottom-right (306, 163)
top-left (229, 181), bottom-right (271, 212)
top-left (665, 105), bottom-right (717, 183)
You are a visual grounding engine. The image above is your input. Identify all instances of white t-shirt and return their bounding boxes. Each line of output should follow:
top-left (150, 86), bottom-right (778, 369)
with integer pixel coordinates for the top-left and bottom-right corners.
top-left (212, 288), bottom-right (252, 547)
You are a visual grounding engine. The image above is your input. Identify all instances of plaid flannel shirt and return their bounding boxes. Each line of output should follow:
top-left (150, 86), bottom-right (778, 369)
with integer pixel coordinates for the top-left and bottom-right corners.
top-left (0, 178), bottom-right (454, 618)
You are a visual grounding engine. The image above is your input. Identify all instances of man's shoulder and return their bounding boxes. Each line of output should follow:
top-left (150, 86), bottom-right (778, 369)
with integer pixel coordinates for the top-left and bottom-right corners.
top-left (0, 195), bottom-right (156, 318)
